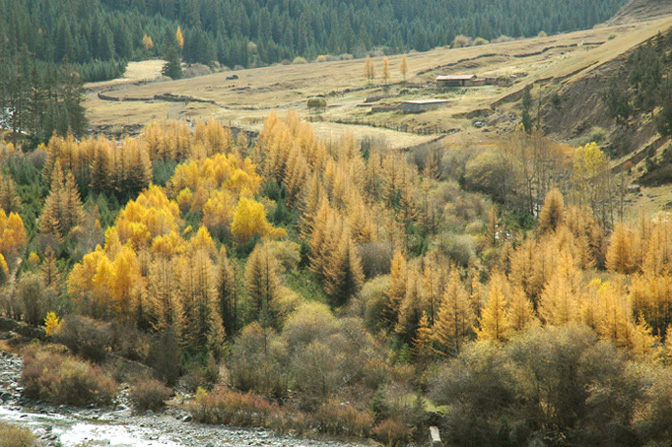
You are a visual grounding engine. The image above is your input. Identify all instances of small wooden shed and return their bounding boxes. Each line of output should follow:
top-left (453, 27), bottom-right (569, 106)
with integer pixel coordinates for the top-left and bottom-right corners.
top-left (436, 74), bottom-right (477, 87)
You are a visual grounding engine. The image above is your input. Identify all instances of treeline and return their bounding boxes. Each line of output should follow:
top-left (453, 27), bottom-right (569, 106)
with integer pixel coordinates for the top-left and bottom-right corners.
top-left (0, 50), bottom-right (87, 143)
top-left (602, 29), bottom-right (672, 124)
top-left (1, 0), bottom-right (625, 78)
top-left (600, 28), bottom-right (672, 182)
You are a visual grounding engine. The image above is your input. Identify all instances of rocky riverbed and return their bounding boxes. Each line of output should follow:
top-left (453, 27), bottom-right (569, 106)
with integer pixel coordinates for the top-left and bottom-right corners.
top-left (0, 351), bottom-right (369, 447)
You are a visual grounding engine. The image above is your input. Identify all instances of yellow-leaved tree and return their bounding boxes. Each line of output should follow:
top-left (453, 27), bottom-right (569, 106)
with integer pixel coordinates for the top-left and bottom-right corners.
top-left (176, 26), bottom-right (184, 49)
top-left (538, 250), bottom-right (582, 326)
top-left (477, 271), bottom-right (511, 342)
top-left (0, 171), bottom-right (21, 214)
top-left (231, 198), bottom-right (286, 245)
top-left (44, 312), bottom-right (63, 337)
top-left (177, 247), bottom-right (226, 357)
top-left (433, 269), bottom-right (473, 355)
top-left (382, 57), bottom-right (390, 84)
top-left (39, 161), bottom-right (85, 241)
top-left (400, 54), bottom-right (408, 81)
top-left (537, 188), bottom-right (564, 234)
top-left (572, 142), bottom-right (613, 227)
top-left (0, 209), bottom-right (27, 262)
top-left (364, 55), bottom-right (374, 83)
top-left (245, 241), bottom-right (282, 328)
top-left (142, 33), bottom-right (154, 50)
top-left (606, 222), bottom-right (636, 274)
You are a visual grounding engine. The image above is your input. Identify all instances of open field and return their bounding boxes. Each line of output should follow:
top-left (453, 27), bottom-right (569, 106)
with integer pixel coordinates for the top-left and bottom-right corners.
top-left (86, 16), bottom-right (672, 145)
top-left (84, 59), bottom-right (166, 91)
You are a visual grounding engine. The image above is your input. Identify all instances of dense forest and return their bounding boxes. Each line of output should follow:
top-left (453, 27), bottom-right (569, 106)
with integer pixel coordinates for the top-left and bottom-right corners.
top-left (6, 1), bottom-right (672, 446)
top-left (1, 110), bottom-right (672, 446)
top-left (1, 0), bottom-right (626, 78)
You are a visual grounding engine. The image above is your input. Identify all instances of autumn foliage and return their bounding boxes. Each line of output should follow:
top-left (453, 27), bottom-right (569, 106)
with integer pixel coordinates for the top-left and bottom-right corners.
top-left (5, 109), bottom-right (672, 446)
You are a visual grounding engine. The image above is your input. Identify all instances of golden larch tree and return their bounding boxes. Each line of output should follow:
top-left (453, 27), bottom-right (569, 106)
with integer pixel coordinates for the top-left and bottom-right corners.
top-left (538, 250), bottom-right (582, 326)
top-left (364, 55), bottom-right (374, 83)
top-left (178, 249), bottom-right (225, 357)
top-left (537, 188), bottom-right (564, 234)
top-left (387, 250), bottom-right (408, 326)
top-left (322, 226), bottom-right (364, 307)
top-left (400, 54), bottom-right (409, 81)
top-left (395, 267), bottom-right (423, 343)
top-left (433, 269), bottom-right (474, 355)
top-left (217, 246), bottom-right (238, 335)
top-left (477, 271), bottom-right (511, 342)
top-left (245, 241), bottom-right (282, 328)
top-left (506, 286), bottom-right (538, 332)
top-left (606, 222), bottom-right (636, 274)
top-left (0, 172), bottom-right (21, 214)
top-left (413, 311), bottom-right (434, 359)
top-left (147, 255), bottom-right (184, 332)
top-left (39, 162), bottom-right (85, 240)
top-left (176, 26), bottom-right (184, 49)
top-left (142, 34), bottom-right (154, 50)
top-left (382, 57), bottom-right (390, 84)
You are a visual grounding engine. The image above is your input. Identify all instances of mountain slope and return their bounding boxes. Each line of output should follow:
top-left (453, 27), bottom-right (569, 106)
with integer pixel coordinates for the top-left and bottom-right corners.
top-left (608, 0), bottom-right (672, 24)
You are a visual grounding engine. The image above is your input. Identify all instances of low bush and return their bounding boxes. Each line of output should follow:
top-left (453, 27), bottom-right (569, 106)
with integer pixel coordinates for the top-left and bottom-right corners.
top-left (56, 315), bottom-right (112, 363)
top-left (130, 377), bottom-right (172, 412)
top-left (181, 353), bottom-right (220, 392)
top-left (190, 387), bottom-right (281, 427)
top-left (228, 323), bottom-right (289, 399)
top-left (110, 322), bottom-right (151, 361)
top-left (146, 326), bottom-right (183, 385)
top-left (313, 399), bottom-right (375, 437)
top-left (190, 388), bottom-right (377, 438)
top-left (372, 418), bottom-right (410, 447)
top-left (0, 422), bottom-right (36, 447)
top-left (21, 346), bottom-right (117, 406)
top-left (452, 34), bottom-right (473, 48)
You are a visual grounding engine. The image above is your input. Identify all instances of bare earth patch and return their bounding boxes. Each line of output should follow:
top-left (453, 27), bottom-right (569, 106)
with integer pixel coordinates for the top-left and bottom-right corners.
top-left (85, 59), bottom-right (166, 91)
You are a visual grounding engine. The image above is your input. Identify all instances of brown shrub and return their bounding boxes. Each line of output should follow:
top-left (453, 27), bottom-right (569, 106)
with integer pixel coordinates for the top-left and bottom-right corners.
top-left (181, 354), bottom-right (219, 392)
top-left (110, 321), bottom-right (151, 361)
top-left (146, 326), bottom-right (183, 385)
top-left (358, 242), bottom-right (393, 279)
top-left (313, 399), bottom-right (375, 437)
top-left (190, 387), bottom-right (282, 427)
top-left (228, 323), bottom-right (288, 398)
top-left (56, 315), bottom-right (112, 363)
top-left (21, 346), bottom-right (117, 406)
top-left (0, 422), bottom-right (36, 447)
top-left (372, 418), bottom-right (410, 447)
top-left (17, 273), bottom-right (55, 327)
top-left (130, 377), bottom-right (172, 412)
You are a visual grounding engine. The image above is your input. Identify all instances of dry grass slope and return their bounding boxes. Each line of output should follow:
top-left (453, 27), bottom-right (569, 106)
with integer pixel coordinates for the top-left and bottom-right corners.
top-left (85, 14), bottom-right (672, 152)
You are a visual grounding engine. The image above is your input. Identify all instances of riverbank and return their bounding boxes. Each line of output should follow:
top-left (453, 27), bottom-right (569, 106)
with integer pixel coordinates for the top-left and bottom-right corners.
top-left (0, 350), bottom-right (372, 447)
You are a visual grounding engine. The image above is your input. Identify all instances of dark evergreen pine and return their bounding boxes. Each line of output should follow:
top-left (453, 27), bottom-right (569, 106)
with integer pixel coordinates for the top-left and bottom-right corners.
top-left (162, 45), bottom-right (182, 80)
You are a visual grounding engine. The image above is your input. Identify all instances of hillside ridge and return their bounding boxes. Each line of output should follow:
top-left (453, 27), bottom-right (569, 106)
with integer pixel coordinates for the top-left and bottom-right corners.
top-left (608, 0), bottom-right (672, 24)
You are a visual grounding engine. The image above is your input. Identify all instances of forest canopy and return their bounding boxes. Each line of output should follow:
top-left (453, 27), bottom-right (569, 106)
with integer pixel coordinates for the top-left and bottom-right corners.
top-left (0, 0), bottom-right (626, 77)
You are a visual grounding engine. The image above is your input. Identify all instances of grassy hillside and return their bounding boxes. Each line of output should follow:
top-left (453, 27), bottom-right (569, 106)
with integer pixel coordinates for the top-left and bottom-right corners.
top-left (86, 16), bottom-right (672, 150)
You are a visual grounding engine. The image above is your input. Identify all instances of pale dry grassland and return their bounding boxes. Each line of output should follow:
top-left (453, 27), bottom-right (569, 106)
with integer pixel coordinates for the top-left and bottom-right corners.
top-left (84, 16), bottom-right (672, 151)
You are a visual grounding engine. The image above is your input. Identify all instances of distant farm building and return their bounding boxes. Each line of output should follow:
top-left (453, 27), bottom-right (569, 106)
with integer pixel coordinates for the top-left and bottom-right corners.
top-left (371, 103), bottom-right (399, 113)
top-left (400, 99), bottom-right (449, 113)
top-left (436, 74), bottom-right (477, 87)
